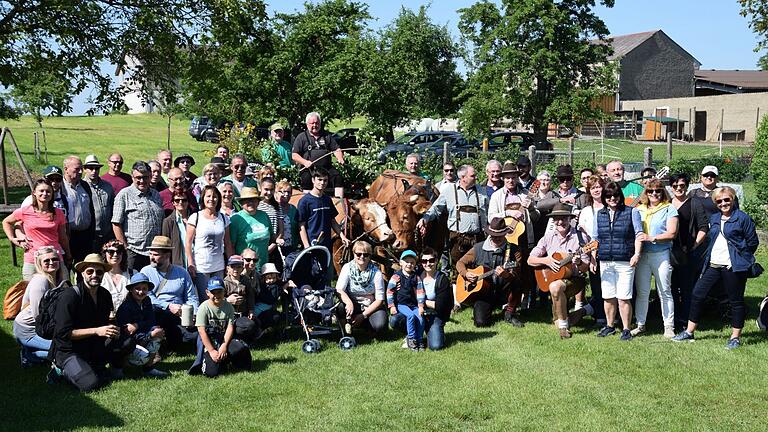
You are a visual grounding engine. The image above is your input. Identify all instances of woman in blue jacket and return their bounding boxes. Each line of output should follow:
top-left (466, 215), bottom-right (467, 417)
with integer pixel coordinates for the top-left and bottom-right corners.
top-left (673, 186), bottom-right (759, 349)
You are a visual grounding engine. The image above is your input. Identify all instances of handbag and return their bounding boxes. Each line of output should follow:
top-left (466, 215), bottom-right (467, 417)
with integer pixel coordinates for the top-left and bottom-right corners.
top-left (3, 280), bottom-right (29, 320)
top-left (747, 262), bottom-right (764, 279)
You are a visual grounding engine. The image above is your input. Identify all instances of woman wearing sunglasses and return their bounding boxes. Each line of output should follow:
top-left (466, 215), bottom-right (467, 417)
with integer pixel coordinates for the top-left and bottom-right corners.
top-left (335, 241), bottom-right (387, 337)
top-left (632, 179), bottom-right (679, 338)
top-left (100, 240), bottom-right (135, 310)
top-left (673, 187), bottom-right (759, 349)
top-left (594, 182), bottom-right (644, 341)
top-left (419, 247), bottom-right (452, 350)
top-left (14, 246), bottom-right (67, 366)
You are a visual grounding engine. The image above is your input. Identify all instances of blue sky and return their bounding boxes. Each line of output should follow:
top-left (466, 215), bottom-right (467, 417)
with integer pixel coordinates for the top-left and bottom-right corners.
top-left (70, 0), bottom-right (762, 114)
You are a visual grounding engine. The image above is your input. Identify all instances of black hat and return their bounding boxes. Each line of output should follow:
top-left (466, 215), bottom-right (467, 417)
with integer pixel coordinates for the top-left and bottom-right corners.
top-left (500, 161), bottom-right (520, 176)
top-left (556, 165), bottom-right (574, 178)
top-left (174, 153), bottom-right (195, 167)
top-left (516, 155), bottom-right (531, 166)
top-left (484, 217), bottom-right (513, 236)
top-left (547, 202), bottom-right (575, 218)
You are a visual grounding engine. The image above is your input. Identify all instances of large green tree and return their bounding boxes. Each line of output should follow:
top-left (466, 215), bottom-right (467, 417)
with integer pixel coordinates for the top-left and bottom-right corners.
top-left (0, 0), bottom-right (258, 118)
top-left (357, 6), bottom-right (463, 137)
top-left (458, 0), bottom-right (615, 140)
top-left (740, 0), bottom-right (768, 69)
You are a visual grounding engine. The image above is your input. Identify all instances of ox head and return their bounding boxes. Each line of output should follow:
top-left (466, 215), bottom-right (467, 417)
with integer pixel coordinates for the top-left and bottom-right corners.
top-left (352, 199), bottom-right (394, 243)
top-left (386, 188), bottom-right (432, 252)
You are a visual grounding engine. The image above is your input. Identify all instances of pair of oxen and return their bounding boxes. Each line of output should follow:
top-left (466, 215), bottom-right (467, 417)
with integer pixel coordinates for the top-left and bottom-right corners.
top-left (290, 170), bottom-right (448, 273)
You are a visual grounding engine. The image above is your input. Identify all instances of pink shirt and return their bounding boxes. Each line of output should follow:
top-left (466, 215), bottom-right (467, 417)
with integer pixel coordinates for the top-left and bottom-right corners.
top-left (12, 207), bottom-right (66, 263)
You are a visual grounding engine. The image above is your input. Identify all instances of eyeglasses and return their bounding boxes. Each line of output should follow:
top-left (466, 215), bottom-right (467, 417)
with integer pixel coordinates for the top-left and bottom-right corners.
top-left (421, 258), bottom-right (436, 264)
top-left (84, 268), bottom-right (104, 276)
top-left (233, 165), bottom-right (247, 170)
top-left (646, 189), bottom-right (664, 195)
top-left (42, 257), bottom-right (60, 264)
top-left (133, 175), bottom-right (149, 181)
top-left (105, 249), bottom-right (121, 255)
top-left (168, 177), bottom-right (183, 183)
top-left (243, 257), bottom-right (257, 262)
top-left (173, 198), bottom-right (188, 203)
top-left (716, 198), bottom-right (732, 204)
top-left (671, 183), bottom-right (687, 189)
top-left (109, 160), bottom-right (123, 165)
top-left (354, 252), bottom-right (370, 258)
top-left (558, 177), bottom-right (573, 182)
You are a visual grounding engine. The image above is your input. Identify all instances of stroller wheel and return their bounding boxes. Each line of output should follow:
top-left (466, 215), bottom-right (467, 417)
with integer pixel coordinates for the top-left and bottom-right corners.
top-left (302, 340), bottom-right (319, 354)
top-left (339, 336), bottom-right (357, 351)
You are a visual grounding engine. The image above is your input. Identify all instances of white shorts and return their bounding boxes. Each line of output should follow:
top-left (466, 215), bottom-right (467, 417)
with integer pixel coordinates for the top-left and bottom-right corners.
top-left (600, 260), bottom-right (634, 300)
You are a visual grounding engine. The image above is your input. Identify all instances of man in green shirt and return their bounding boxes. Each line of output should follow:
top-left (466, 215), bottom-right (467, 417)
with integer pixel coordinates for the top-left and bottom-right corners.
top-left (607, 160), bottom-right (644, 204)
top-left (262, 123), bottom-right (293, 168)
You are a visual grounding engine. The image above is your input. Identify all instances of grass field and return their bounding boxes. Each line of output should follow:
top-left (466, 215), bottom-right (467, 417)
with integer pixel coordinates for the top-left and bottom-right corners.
top-left (2, 114), bottom-right (768, 431)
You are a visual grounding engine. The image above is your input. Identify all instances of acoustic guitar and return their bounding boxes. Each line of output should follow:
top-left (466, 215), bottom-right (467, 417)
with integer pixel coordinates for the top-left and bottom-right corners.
top-left (625, 166), bottom-right (670, 207)
top-left (533, 240), bottom-right (599, 292)
top-left (455, 250), bottom-right (516, 304)
top-left (503, 179), bottom-right (541, 245)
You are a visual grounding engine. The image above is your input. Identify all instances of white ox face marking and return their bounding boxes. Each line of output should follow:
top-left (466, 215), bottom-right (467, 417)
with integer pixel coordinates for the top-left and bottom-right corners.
top-left (360, 200), bottom-right (393, 242)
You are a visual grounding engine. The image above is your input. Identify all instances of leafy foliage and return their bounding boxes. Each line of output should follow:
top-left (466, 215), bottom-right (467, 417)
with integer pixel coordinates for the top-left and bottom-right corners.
top-left (751, 113), bottom-right (768, 200)
top-left (740, 0), bottom-right (768, 69)
top-left (668, 153), bottom-right (753, 183)
top-left (457, 0), bottom-right (616, 139)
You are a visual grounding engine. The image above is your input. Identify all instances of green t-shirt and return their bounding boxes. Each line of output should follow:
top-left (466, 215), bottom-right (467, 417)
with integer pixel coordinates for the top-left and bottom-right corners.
top-left (229, 209), bottom-right (272, 269)
top-left (621, 180), bottom-right (644, 201)
top-left (262, 139), bottom-right (293, 168)
top-left (195, 299), bottom-right (235, 334)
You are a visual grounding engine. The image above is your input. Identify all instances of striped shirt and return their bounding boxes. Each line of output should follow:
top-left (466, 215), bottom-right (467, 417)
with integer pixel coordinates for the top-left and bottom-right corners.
top-left (258, 201), bottom-right (284, 236)
top-left (112, 185), bottom-right (164, 255)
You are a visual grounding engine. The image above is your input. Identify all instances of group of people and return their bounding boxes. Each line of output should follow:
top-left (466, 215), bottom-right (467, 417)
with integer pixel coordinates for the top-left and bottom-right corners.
top-left (4, 110), bottom-right (761, 392)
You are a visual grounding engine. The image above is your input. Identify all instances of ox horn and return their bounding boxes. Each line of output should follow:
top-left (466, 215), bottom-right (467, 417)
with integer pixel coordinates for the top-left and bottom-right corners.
top-left (409, 194), bottom-right (418, 202)
top-left (401, 179), bottom-right (411, 191)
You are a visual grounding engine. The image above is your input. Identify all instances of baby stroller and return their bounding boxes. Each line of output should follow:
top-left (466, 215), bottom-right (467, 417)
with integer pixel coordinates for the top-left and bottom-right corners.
top-left (283, 245), bottom-right (356, 354)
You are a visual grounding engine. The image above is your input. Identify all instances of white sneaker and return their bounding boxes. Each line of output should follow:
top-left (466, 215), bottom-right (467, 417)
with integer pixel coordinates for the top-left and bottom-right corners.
top-left (663, 326), bottom-right (676, 338)
top-left (400, 338), bottom-right (409, 349)
top-left (630, 325), bottom-right (646, 337)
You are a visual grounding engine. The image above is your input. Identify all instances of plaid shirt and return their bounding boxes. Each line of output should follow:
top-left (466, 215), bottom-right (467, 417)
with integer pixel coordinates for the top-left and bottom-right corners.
top-left (112, 185), bottom-right (164, 255)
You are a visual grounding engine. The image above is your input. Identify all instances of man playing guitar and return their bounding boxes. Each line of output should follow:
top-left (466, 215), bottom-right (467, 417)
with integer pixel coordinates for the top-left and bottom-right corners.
top-left (456, 217), bottom-right (522, 328)
top-left (527, 203), bottom-right (593, 339)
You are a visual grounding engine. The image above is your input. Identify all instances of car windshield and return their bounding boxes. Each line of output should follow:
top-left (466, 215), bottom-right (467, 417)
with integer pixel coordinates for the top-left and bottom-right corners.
top-left (392, 133), bottom-right (417, 145)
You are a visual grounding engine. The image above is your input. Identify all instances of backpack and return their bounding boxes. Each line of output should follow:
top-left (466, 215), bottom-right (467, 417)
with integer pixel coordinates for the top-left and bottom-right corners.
top-left (35, 281), bottom-right (77, 339)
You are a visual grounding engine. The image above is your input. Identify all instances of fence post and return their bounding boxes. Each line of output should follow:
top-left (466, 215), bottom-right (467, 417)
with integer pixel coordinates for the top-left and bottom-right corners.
top-left (644, 147), bottom-right (653, 168)
top-left (528, 145), bottom-right (536, 175)
top-left (666, 133), bottom-right (672, 163)
top-left (34, 132), bottom-right (40, 160)
top-left (568, 137), bottom-right (574, 167)
top-left (719, 108), bottom-right (724, 156)
top-left (591, 151), bottom-right (596, 167)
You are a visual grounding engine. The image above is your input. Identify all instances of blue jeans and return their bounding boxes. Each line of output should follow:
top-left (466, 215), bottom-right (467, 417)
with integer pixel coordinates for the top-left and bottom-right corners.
top-left (18, 335), bottom-right (51, 362)
top-left (424, 315), bottom-right (445, 350)
top-left (192, 270), bottom-right (224, 302)
top-left (396, 304), bottom-right (424, 343)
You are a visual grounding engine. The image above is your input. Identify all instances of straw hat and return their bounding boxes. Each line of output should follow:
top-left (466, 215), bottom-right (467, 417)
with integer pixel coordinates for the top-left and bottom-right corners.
top-left (147, 236), bottom-right (174, 251)
top-left (74, 253), bottom-right (112, 273)
top-left (237, 187), bottom-right (261, 201)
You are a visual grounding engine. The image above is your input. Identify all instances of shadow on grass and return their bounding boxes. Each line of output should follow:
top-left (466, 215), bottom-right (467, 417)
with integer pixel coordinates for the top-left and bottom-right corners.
top-left (0, 331), bottom-right (124, 431)
top-left (446, 330), bottom-right (497, 347)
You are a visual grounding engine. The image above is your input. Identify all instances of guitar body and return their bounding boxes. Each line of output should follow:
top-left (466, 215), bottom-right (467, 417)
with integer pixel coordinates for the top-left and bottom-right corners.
top-left (534, 252), bottom-right (574, 292)
top-left (455, 266), bottom-right (492, 304)
top-left (504, 217), bottom-right (526, 245)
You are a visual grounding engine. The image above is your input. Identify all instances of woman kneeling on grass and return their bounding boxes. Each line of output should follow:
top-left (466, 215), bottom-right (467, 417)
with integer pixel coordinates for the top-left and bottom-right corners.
top-left (419, 247), bottom-right (453, 351)
top-left (189, 277), bottom-right (252, 377)
top-left (336, 241), bottom-right (388, 337)
top-left (672, 186), bottom-right (759, 349)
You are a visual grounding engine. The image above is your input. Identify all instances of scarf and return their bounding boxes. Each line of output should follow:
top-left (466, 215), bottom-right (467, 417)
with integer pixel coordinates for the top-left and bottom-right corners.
top-left (348, 262), bottom-right (375, 294)
top-left (637, 201), bottom-right (670, 234)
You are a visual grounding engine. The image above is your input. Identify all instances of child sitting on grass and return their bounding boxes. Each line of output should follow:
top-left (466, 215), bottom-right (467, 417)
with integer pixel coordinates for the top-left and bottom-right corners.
top-left (387, 250), bottom-right (425, 351)
top-left (188, 277), bottom-right (252, 378)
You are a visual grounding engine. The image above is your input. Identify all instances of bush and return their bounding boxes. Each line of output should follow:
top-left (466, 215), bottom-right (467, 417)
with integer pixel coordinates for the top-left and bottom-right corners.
top-left (668, 152), bottom-right (752, 183)
top-left (741, 199), bottom-right (768, 231)
top-left (751, 114), bottom-right (768, 202)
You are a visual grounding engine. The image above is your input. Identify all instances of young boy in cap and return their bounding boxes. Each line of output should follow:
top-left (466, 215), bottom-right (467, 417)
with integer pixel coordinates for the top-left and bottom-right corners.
top-left (189, 277), bottom-right (252, 377)
top-left (387, 250), bottom-right (425, 351)
top-left (115, 273), bottom-right (169, 378)
top-left (223, 255), bottom-right (260, 341)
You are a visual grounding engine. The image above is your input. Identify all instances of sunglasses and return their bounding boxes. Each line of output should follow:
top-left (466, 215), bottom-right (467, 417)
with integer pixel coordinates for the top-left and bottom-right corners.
top-left (233, 165), bottom-right (247, 170)
top-left (105, 249), bottom-right (121, 255)
top-left (702, 173), bottom-right (717, 179)
top-left (671, 183), bottom-right (687, 189)
top-left (605, 194), bottom-right (621, 200)
top-left (444, 169), bottom-right (455, 172)
top-left (243, 257), bottom-right (257, 262)
top-left (558, 177), bottom-right (573, 182)
top-left (84, 268), bottom-right (105, 276)
top-left (646, 189), bottom-right (664, 195)
top-left (42, 257), bottom-right (60, 264)
top-left (109, 160), bottom-right (123, 164)
top-left (421, 258), bottom-right (436, 264)
top-left (355, 252), bottom-right (370, 258)
top-left (716, 198), bottom-right (732, 204)
top-left (173, 198), bottom-right (188, 203)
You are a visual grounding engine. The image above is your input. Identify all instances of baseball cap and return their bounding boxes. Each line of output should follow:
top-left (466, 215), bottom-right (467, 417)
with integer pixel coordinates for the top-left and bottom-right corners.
top-left (400, 250), bottom-right (417, 260)
top-left (701, 165), bottom-right (718, 176)
top-left (270, 122), bottom-right (284, 131)
top-left (43, 165), bottom-right (63, 178)
top-left (207, 276), bottom-right (225, 292)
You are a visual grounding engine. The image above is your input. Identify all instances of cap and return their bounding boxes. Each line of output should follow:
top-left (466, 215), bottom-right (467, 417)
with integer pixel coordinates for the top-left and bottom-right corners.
top-left (228, 255), bottom-right (244, 266)
top-left (270, 122), bottom-right (284, 132)
top-left (207, 276), bottom-right (225, 291)
top-left (701, 165), bottom-right (719, 176)
top-left (400, 250), bottom-right (417, 260)
top-left (43, 166), bottom-right (63, 178)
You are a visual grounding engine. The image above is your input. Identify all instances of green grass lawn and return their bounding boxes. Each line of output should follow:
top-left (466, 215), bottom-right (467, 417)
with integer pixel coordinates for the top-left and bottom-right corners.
top-left (1, 236), bottom-right (768, 431)
top-left (2, 114), bottom-right (768, 430)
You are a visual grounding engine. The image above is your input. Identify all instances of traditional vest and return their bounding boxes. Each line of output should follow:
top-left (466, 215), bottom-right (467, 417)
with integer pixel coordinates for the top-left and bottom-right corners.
top-left (596, 206), bottom-right (636, 262)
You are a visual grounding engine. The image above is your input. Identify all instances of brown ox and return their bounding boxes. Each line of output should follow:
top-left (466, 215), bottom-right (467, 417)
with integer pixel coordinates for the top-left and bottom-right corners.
top-left (289, 193), bottom-right (393, 271)
top-left (368, 170), bottom-right (446, 253)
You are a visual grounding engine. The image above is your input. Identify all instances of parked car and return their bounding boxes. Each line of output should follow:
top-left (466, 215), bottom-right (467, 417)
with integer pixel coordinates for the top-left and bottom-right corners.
top-left (377, 131), bottom-right (460, 163)
top-left (333, 128), bottom-right (359, 154)
top-left (487, 131), bottom-right (554, 152)
top-left (426, 134), bottom-right (480, 158)
top-left (189, 116), bottom-right (219, 142)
